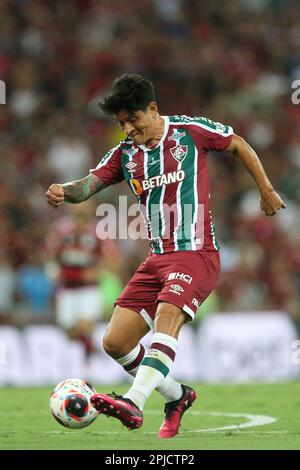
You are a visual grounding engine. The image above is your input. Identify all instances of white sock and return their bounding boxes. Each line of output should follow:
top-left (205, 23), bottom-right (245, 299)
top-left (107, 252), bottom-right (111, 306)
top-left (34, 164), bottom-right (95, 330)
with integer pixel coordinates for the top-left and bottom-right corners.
top-left (123, 333), bottom-right (178, 410)
top-left (116, 343), bottom-right (146, 376)
top-left (115, 343), bottom-right (182, 403)
top-left (156, 375), bottom-right (183, 403)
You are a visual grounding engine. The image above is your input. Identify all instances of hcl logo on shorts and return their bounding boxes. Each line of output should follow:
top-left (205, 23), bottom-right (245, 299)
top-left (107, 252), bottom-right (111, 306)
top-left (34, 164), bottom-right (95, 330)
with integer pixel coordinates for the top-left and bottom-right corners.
top-left (129, 170), bottom-right (185, 196)
top-left (168, 272), bottom-right (193, 284)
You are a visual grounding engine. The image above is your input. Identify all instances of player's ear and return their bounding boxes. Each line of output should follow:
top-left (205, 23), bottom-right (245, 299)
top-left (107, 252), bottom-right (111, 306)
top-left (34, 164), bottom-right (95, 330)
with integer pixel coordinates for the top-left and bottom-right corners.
top-left (148, 101), bottom-right (158, 114)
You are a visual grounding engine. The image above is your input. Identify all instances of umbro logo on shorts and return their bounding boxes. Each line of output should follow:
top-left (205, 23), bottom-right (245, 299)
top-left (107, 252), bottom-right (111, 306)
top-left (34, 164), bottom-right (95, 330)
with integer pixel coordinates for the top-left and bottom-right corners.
top-left (169, 284), bottom-right (184, 295)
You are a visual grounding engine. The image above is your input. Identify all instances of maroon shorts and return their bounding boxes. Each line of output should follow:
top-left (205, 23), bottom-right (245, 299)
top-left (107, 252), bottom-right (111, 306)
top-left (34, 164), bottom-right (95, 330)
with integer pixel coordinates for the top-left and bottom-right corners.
top-left (116, 250), bottom-right (220, 327)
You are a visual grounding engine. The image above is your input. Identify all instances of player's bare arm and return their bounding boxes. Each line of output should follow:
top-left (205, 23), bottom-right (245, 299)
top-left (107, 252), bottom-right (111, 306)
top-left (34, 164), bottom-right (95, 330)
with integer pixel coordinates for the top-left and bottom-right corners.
top-left (226, 134), bottom-right (286, 216)
top-left (46, 174), bottom-right (106, 208)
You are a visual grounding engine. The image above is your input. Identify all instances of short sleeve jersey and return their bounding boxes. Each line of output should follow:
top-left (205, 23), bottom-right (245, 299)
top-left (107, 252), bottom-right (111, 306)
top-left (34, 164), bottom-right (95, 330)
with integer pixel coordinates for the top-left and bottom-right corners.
top-left (91, 116), bottom-right (233, 254)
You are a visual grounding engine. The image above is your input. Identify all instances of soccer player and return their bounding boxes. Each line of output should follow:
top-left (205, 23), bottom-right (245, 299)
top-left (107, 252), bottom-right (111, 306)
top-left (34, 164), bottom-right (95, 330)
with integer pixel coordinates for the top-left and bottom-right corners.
top-left (46, 200), bottom-right (121, 356)
top-left (46, 74), bottom-right (285, 438)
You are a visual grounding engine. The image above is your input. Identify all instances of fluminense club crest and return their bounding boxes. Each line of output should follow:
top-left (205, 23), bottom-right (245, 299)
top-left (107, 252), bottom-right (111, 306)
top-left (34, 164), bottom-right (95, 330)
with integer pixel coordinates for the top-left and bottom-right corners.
top-left (168, 129), bottom-right (188, 162)
top-left (170, 145), bottom-right (188, 162)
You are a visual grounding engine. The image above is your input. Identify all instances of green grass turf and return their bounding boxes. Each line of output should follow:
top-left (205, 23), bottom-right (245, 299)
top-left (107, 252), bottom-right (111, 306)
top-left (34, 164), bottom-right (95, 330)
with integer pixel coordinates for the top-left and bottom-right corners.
top-left (0, 382), bottom-right (299, 450)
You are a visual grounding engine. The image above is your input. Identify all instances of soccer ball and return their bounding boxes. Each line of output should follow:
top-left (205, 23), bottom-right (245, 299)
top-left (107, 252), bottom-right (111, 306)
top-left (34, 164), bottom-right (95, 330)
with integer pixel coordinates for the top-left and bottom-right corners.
top-left (50, 378), bottom-right (98, 429)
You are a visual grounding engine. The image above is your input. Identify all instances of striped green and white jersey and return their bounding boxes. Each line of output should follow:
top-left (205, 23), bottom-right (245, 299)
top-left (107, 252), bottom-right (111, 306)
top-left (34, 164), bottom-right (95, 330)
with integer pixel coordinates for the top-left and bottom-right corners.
top-left (92, 115), bottom-right (233, 254)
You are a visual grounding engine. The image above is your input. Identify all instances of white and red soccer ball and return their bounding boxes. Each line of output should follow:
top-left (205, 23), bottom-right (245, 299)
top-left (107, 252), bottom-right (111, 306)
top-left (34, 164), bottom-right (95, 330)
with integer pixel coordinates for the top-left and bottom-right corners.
top-left (50, 378), bottom-right (98, 429)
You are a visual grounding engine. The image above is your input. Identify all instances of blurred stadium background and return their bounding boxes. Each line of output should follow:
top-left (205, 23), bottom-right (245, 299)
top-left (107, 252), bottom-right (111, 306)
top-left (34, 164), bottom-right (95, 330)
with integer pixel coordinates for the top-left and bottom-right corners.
top-left (0, 0), bottom-right (300, 387)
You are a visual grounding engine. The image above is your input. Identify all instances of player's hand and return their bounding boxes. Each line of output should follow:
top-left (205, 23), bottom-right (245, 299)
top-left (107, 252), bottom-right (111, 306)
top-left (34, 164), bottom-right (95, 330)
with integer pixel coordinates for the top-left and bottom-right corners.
top-left (260, 188), bottom-right (286, 216)
top-left (46, 183), bottom-right (65, 209)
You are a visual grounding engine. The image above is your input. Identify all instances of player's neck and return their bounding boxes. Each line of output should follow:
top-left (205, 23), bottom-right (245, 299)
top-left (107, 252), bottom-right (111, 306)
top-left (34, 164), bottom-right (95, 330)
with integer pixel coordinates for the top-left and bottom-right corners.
top-left (145, 115), bottom-right (165, 149)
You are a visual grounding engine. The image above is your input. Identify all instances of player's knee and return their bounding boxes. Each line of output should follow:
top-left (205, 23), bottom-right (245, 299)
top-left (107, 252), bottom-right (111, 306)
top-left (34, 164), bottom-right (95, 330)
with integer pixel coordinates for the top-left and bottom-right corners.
top-left (102, 332), bottom-right (119, 358)
top-left (102, 330), bottom-right (129, 359)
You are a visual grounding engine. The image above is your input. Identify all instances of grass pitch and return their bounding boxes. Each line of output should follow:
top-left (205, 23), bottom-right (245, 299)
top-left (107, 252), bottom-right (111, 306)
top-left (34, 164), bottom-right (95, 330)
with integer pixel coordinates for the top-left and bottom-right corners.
top-left (0, 382), bottom-right (299, 450)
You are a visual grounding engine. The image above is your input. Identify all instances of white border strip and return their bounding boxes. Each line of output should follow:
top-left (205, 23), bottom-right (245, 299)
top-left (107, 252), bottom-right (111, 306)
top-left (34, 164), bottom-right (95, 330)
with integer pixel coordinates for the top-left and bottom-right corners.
top-left (140, 308), bottom-right (154, 330)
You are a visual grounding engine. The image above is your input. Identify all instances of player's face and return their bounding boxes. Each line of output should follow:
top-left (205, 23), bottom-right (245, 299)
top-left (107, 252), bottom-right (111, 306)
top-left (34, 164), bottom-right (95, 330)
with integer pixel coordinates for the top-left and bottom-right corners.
top-left (115, 103), bottom-right (157, 145)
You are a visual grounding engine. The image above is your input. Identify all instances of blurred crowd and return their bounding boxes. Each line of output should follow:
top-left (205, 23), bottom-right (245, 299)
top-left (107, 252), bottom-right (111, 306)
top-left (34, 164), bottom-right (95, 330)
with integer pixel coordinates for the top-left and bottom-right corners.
top-left (0, 0), bottom-right (299, 330)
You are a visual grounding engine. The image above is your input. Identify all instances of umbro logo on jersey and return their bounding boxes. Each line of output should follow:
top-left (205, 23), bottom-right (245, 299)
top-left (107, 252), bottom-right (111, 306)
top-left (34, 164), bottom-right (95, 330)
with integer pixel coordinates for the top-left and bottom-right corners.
top-left (168, 272), bottom-right (193, 284)
top-left (125, 161), bottom-right (137, 171)
top-left (169, 284), bottom-right (184, 295)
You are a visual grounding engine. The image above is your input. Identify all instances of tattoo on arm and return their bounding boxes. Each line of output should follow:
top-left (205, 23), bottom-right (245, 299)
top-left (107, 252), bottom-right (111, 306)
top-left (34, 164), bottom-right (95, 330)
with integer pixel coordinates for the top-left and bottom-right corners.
top-left (62, 174), bottom-right (107, 203)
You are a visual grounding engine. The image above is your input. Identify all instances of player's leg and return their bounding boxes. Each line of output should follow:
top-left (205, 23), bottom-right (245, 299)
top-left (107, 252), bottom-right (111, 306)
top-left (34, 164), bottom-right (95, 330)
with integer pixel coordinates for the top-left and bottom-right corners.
top-left (150, 303), bottom-right (196, 438)
top-left (102, 304), bottom-right (186, 403)
top-left (120, 302), bottom-right (196, 438)
top-left (55, 288), bottom-right (76, 332)
top-left (102, 306), bottom-right (148, 379)
top-left (90, 305), bottom-right (147, 428)
top-left (100, 252), bottom-right (185, 400)
top-left (120, 251), bottom-right (220, 436)
top-left (91, 303), bottom-right (186, 429)
top-left (122, 301), bottom-right (187, 411)
top-left (102, 305), bottom-right (150, 359)
top-left (91, 302), bottom-right (186, 429)
top-left (91, 251), bottom-right (216, 431)
top-left (68, 286), bottom-right (103, 356)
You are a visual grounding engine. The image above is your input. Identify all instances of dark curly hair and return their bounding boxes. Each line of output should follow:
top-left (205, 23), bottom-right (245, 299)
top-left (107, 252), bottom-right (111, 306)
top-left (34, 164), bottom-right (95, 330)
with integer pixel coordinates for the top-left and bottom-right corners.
top-left (99, 74), bottom-right (155, 115)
